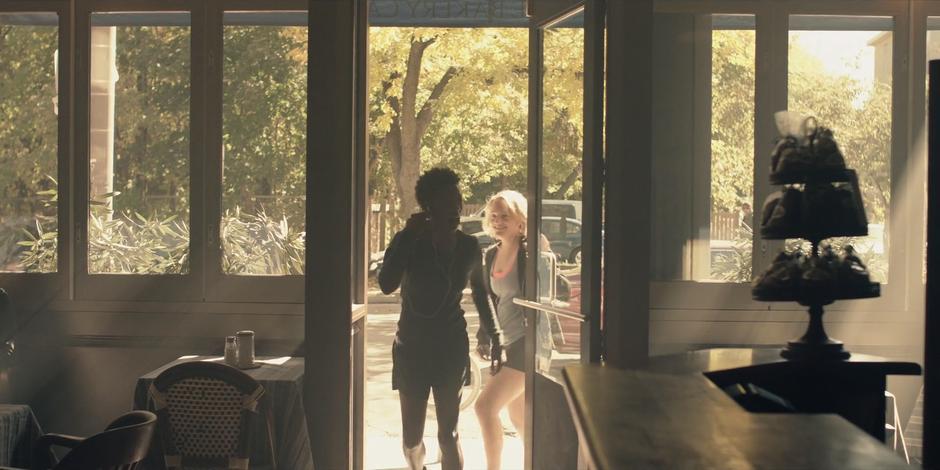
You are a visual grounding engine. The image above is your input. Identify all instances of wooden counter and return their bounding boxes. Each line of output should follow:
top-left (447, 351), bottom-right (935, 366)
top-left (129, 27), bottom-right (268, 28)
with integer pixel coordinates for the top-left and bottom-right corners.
top-left (562, 364), bottom-right (911, 470)
top-left (646, 348), bottom-right (922, 440)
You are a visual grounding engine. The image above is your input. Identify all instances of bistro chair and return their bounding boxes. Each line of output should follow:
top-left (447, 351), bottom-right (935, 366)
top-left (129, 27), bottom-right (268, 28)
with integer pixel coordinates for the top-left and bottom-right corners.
top-left (3, 410), bottom-right (158, 470)
top-left (149, 361), bottom-right (274, 470)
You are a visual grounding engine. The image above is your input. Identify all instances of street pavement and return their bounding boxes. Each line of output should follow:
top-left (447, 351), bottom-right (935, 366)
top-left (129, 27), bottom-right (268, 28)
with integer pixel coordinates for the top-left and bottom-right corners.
top-left (365, 293), bottom-right (523, 470)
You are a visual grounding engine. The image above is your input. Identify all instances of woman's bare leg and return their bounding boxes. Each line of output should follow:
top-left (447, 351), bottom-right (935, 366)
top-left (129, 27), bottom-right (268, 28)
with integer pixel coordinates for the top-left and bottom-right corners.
top-left (474, 367), bottom-right (525, 470)
top-left (508, 394), bottom-right (525, 441)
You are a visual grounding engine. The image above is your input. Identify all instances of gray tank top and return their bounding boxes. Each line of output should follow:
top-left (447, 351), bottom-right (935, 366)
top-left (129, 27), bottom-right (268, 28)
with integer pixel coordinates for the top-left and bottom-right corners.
top-left (491, 264), bottom-right (525, 346)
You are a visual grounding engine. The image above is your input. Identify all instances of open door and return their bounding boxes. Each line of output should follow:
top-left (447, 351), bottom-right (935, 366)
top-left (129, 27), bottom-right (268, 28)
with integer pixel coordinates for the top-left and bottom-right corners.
top-left (523, 1), bottom-right (604, 469)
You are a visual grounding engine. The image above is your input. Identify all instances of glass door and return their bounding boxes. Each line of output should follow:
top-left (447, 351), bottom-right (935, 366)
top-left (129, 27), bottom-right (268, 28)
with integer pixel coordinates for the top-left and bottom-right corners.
top-left (524, 1), bottom-right (603, 468)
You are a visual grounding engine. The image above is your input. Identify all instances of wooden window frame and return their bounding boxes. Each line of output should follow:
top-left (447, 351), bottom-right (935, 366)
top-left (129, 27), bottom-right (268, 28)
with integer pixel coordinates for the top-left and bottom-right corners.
top-left (74, 0), bottom-right (205, 301)
top-left (203, 0), bottom-right (308, 303)
top-left (650, 0), bottom-right (916, 317)
top-left (0, 0), bottom-right (72, 303)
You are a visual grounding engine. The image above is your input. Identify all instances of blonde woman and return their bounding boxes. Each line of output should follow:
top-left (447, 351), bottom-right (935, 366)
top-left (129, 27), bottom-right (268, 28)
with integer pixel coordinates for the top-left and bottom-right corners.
top-left (474, 190), bottom-right (552, 470)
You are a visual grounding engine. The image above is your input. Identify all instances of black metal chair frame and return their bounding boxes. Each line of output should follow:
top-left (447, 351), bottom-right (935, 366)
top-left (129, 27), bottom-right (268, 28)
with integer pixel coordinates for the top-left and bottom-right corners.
top-left (7, 410), bottom-right (157, 470)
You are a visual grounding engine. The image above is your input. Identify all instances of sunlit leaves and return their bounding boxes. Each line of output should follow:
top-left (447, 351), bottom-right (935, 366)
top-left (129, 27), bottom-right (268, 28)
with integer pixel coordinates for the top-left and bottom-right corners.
top-left (369, 26), bottom-right (584, 217)
top-left (0, 24), bottom-right (58, 271)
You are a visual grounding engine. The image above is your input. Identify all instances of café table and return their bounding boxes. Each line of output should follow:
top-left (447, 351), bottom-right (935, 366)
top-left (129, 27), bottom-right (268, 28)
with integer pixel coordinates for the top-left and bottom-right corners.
top-left (133, 356), bottom-right (313, 470)
top-left (0, 405), bottom-right (42, 468)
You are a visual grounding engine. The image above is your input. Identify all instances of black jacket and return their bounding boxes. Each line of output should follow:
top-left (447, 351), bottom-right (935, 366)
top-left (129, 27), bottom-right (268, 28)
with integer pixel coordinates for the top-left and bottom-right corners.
top-left (476, 239), bottom-right (554, 369)
top-left (476, 239), bottom-right (527, 345)
top-left (379, 229), bottom-right (502, 346)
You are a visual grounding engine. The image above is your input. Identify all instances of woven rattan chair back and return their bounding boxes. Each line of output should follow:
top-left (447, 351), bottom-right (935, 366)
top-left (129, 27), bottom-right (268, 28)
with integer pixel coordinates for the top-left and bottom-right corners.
top-left (52, 410), bottom-right (157, 470)
top-left (150, 361), bottom-right (264, 470)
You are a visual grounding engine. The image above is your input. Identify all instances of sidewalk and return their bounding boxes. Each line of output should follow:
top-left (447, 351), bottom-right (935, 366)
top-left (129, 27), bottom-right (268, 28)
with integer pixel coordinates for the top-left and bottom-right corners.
top-left (365, 300), bottom-right (524, 469)
top-left (365, 435), bottom-right (523, 470)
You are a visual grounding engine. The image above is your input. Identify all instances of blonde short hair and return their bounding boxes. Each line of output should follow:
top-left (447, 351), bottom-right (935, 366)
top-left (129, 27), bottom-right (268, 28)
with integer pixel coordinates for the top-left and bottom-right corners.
top-left (482, 190), bottom-right (528, 239)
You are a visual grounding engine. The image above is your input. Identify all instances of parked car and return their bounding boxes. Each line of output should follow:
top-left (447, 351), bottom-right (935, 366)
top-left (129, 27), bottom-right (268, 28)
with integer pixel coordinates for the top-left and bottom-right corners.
top-left (541, 199), bottom-right (581, 221)
top-left (470, 199), bottom-right (582, 222)
top-left (460, 216), bottom-right (582, 263)
top-left (459, 216), bottom-right (486, 243)
top-left (540, 216), bottom-right (582, 263)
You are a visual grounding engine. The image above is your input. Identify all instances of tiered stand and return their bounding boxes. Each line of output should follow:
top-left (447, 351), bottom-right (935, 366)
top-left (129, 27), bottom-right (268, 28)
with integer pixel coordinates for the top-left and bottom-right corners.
top-left (754, 169), bottom-right (880, 360)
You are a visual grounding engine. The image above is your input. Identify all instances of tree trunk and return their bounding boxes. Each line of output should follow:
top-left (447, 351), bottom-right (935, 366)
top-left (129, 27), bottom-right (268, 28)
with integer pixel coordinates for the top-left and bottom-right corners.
top-left (549, 165), bottom-right (583, 199)
top-left (384, 36), bottom-right (460, 219)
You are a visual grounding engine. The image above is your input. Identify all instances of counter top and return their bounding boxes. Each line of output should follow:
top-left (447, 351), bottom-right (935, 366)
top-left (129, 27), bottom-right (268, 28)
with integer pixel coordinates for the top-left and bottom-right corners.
top-left (562, 364), bottom-right (911, 470)
top-left (645, 348), bottom-right (921, 378)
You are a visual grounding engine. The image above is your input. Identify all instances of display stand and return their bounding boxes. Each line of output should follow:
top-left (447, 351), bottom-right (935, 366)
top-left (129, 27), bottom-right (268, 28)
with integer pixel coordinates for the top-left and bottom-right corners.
top-left (752, 125), bottom-right (880, 361)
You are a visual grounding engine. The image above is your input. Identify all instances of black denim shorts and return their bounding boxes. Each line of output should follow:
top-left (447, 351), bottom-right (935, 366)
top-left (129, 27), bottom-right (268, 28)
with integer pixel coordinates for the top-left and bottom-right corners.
top-left (392, 333), bottom-right (470, 393)
top-left (503, 339), bottom-right (525, 372)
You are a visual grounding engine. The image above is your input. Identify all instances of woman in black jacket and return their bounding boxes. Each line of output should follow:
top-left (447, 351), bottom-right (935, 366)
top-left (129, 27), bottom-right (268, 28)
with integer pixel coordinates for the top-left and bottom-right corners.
top-left (379, 168), bottom-right (503, 470)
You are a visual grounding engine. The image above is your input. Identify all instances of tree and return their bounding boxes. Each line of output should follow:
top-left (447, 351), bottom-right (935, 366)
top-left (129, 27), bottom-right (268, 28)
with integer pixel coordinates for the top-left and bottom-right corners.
top-left (371, 28), bottom-right (525, 217)
top-left (542, 27), bottom-right (585, 200)
top-left (0, 23), bottom-right (59, 271)
top-left (222, 25), bottom-right (307, 225)
top-left (111, 25), bottom-right (190, 217)
top-left (711, 30), bottom-right (756, 215)
top-left (369, 26), bottom-right (585, 224)
top-left (711, 30), bottom-right (893, 281)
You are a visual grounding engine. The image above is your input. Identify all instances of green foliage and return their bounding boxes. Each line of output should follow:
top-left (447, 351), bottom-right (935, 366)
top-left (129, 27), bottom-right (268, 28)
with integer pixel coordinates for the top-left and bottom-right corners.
top-left (0, 24), bottom-right (58, 203)
top-left (2, 23), bottom-right (891, 283)
top-left (11, 182), bottom-right (303, 275)
top-left (221, 206), bottom-right (305, 275)
top-left (711, 30), bottom-right (891, 222)
top-left (222, 26), bottom-right (307, 225)
top-left (368, 27), bottom-right (584, 217)
top-left (711, 30), bottom-right (756, 214)
top-left (786, 238), bottom-right (888, 283)
top-left (711, 226), bottom-right (753, 283)
top-left (87, 208), bottom-right (190, 274)
top-left (788, 35), bottom-right (891, 225)
top-left (0, 23), bottom-right (59, 272)
top-left (542, 27), bottom-right (585, 200)
top-left (110, 25), bottom-right (190, 216)
top-left (14, 220), bottom-right (57, 273)
top-left (713, 31), bottom-right (892, 282)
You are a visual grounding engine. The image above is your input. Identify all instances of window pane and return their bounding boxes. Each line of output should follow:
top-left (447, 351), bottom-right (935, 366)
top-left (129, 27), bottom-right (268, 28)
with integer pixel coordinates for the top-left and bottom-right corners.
top-left (88, 13), bottom-right (191, 274)
top-left (541, 11), bottom-right (584, 377)
top-left (0, 13), bottom-right (59, 273)
top-left (221, 12), bottom-right (307, 275)
top-left (926, 19), bottom-right (940, 289)
top-left (710, 15), bottom-right (755, 282)
top-left (787, 16), bottom-right (891, 283)
top-left (651, 13), bottom-right (755, 282)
